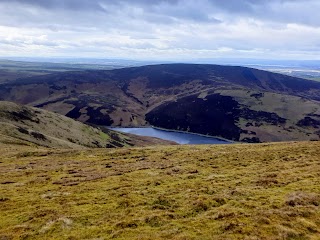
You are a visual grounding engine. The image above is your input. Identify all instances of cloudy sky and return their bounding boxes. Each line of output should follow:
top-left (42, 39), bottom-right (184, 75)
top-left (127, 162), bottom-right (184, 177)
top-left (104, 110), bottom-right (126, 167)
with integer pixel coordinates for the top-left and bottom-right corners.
top-left (0, 0), bottom-right (319, 60)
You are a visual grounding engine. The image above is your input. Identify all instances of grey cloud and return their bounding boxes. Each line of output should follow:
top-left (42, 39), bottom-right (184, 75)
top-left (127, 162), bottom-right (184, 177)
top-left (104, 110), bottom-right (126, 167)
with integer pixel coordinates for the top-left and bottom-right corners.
top-left (1, 0), bottom-right (106, 11)
top-left (1, 0), bottom-right (319, 27)
top-left (0, 0), bottom-right (288, 11)
top-left (0, 38), bottom-right (58, 47)
top-left (206, 0), bottom-right (320, 26)
top-left (0, 0), bottom-right (319, 60)
top-left (0, 0), bottom-right (220, 33)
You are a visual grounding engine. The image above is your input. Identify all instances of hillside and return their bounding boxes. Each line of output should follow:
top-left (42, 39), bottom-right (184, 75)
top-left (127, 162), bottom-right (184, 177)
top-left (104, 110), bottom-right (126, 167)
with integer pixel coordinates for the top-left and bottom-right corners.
top-left (0, 140), bottom-right (319, 239)
top-left (0, 64), bottom-right (320, 142)
top-left (0, 101), bottom-right (173, 149)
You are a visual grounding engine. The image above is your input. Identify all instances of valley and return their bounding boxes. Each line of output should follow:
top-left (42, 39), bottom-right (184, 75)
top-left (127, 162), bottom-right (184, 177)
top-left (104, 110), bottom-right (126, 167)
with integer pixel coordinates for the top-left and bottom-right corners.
top-left (1, 63), bottom-right (319, 143)
top-left (2, 0), bottom-right (320, 239)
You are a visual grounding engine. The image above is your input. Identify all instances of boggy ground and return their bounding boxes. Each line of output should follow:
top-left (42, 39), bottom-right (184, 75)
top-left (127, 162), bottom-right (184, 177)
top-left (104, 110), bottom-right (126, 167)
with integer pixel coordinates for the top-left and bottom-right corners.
top-left (0, 140), bottom-right (320, 239)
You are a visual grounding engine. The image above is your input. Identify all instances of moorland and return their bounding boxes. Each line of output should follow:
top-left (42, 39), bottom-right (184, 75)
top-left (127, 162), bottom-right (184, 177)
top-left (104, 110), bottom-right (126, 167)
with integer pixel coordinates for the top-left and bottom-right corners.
top-left (0, 59), bottom-right (320, 240)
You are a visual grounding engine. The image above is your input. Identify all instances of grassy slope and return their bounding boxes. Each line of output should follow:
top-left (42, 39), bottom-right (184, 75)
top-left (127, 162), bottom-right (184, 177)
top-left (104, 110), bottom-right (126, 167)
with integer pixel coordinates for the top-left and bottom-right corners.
top-left (0, 101), bottom-right (173, 149)
top-left (0, 101), bottom-right (129, 149)
top-left (218, 89), bottom-right (320, 142)
top-left (0, 140), bottom-right (319, 239)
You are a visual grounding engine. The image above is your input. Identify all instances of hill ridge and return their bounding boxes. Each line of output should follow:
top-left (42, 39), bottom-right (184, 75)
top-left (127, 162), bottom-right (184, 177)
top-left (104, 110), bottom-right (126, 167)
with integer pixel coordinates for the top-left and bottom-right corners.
top-left (0, 64), bottom-right (319, 142)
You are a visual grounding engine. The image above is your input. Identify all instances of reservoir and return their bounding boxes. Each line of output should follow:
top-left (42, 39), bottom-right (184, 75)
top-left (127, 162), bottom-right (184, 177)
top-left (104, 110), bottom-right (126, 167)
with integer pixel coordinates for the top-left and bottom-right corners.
top-left (110, 127), bottom-right (232, 145)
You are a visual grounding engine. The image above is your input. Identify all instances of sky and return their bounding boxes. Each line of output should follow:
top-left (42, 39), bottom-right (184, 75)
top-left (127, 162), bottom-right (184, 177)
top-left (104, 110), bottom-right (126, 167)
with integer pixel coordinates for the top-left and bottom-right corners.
top-left (0, 0), bottom-right (320, 60)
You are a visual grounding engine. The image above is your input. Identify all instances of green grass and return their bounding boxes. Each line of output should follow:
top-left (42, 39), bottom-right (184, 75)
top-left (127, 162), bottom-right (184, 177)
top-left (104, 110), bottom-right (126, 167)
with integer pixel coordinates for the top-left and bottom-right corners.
top-left (0, 141), bottom-right (320, 239)
top-left (99, 131), bottom-right (110, 140)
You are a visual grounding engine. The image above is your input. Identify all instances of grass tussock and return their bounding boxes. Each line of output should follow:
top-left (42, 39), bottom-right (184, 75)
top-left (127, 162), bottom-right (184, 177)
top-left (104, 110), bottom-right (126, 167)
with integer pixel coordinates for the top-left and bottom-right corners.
top-left (0, 141), bottom-right (320, 239)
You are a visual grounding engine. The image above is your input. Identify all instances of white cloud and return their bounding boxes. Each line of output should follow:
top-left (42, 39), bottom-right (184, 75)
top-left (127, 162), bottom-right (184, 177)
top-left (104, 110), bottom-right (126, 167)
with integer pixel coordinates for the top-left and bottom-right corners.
top-left (0, 0), bottom-right (319, 60)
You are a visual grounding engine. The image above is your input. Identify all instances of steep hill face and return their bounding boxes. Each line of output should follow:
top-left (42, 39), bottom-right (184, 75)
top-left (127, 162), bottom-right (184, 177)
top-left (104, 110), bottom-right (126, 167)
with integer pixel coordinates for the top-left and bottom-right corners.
top-left (0, 101), bottom-right (173, 148)
top-left (0, 64), bottom-right (320, 142)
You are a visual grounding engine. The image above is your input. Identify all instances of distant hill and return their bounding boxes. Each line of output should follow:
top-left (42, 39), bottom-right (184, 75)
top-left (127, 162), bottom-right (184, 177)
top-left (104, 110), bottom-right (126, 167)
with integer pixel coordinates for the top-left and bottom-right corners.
top-left (0, 59), bottom-right (128, 84)
top-left (0, 101), bottom-right (173, 148)
top-left (0, 64), bottom-right (320, 142)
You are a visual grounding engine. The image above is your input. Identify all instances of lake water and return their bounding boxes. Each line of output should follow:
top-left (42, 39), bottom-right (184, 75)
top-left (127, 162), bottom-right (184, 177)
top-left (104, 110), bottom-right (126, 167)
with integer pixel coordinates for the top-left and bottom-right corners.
top-left (110, 127), bottom-right (232, 145)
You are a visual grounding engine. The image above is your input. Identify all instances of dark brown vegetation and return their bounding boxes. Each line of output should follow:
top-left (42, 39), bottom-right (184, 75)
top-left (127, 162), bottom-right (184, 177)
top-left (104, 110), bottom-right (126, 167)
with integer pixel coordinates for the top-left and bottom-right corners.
top-left (1, 64), bottom-right (320, 142)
